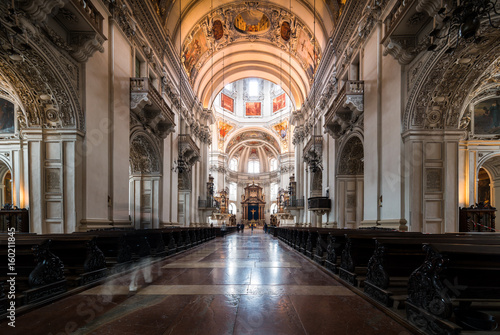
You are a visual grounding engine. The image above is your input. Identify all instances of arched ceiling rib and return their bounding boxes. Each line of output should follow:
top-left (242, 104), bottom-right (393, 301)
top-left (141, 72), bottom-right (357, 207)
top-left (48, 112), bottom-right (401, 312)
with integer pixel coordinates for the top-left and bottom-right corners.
top-left (169, 0), bottom-right (334, 47)
top-left (197, 46), bottom-right (308, 108)
top-left (224, 127), bottom-right (282, 154)
top-left (162, 0), bottom-right (341, 109)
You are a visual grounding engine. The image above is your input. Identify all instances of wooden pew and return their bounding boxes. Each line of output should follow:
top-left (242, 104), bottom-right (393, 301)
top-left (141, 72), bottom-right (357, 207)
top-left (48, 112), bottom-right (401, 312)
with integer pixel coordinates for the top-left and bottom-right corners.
top-left (305, 230), bottom-right (319, 259)
top-left (38, 234), bottom-right (108, 286)
top-left (72, 231), bottom-right (133, 270)
top-left (136, 230), bottom-right (167, 257)
top-left (160, 229), bottom-right (178, 255)
top-left (0, 237), bottom-right (67, 305)
top-left (338, 232), bottom-right (426, 286)
top-left (314, 229), bottom-right (401, 275)
top-left (183, 229), bottom-right (192, 249)
top-left (314, 228), bottom-right (343, 266)
top-left (363, 235), bottom-right (500, 308)
top-left (406, 242), bottom-right (500, 333)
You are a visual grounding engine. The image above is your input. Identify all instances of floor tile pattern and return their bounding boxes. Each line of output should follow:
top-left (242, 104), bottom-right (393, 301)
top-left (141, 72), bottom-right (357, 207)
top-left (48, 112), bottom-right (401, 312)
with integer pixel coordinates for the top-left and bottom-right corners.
top-left (1, 230), bottom-right (417, 335)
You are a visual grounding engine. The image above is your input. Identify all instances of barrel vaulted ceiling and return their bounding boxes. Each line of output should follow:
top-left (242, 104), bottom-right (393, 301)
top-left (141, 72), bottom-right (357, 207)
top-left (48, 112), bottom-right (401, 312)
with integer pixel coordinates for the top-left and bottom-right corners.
top-left (153, 0), bottom-right (345, 109)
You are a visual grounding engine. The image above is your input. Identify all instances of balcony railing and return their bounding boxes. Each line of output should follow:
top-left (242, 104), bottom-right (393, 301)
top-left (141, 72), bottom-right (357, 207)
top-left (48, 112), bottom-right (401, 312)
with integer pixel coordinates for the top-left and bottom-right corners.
top-left (285, 198), bottom-right (304, 209)
top-left (0, 208), bottom-right (29, 233)
top-left (308, 197), bottom-right (331, 215)
top-left (179, 134), bottom-right (200, 156)
top-left (324, 80), bottom-right (364, 140)
top-left (303, 136), bottom-right (323, 154)
top-left (459, 205), bottom-right (496, 232)
top-left (178, 134), bottom-right (201, 169)
top-left (383, 0), bottom-right (414, 37)
top-left (72, 0), bottom-right (104, 36)
top-left (130, 77), bottom-right (175, 137)
top-left (198, 198), bottom-right (219, 210)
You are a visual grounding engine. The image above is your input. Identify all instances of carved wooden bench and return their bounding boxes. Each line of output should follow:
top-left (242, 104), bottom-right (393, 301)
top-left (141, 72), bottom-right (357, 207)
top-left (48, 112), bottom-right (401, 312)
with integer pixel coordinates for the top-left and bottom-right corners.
top-left (407, 242), bottom-right (500, 333)
top-left (0, 236), bottom-right (66, 306)
top-left (72, 231), bottom-right (133, 270)
top-left (38, 234), bottom-right (107, 286)
top-left (338, 232), bottom-right (425, 286)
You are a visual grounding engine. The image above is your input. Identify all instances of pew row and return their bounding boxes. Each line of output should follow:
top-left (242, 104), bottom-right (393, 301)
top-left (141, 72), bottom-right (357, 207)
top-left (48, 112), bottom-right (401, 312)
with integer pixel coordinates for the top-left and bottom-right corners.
top-left (271, 227), bottom-right (500, 334)
top-left (0, 227), bottom-right (218, 317)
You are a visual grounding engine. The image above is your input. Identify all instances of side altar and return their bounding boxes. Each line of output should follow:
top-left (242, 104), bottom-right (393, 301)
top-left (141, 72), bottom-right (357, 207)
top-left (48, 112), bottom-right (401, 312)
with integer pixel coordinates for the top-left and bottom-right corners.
top-left (241, 183), bottom-right (266, 226)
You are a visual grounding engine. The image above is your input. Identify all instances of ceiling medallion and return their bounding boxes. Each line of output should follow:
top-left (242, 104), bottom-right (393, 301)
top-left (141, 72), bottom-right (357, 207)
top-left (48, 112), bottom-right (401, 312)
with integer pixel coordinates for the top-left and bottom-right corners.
top-left (281, 21), bottom-right (291, 41)
top-left (213, 20), bottom-right (224, 40)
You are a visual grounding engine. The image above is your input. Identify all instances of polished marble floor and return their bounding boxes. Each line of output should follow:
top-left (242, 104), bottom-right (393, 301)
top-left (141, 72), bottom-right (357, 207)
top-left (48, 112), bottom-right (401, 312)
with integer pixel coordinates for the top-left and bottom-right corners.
top-left (1, 230), bottom-right (417, 335)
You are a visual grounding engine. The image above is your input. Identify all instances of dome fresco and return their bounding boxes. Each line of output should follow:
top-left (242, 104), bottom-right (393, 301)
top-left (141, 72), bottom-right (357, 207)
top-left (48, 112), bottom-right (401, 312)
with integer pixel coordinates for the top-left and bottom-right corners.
top-left (234, 10), bottom-right (270, 34)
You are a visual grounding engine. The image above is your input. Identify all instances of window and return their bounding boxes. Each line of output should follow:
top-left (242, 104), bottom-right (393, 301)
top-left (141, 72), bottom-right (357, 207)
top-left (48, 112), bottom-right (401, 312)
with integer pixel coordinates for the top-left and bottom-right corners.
top-left (249, 79), bottom-right (259, 96)
top-left (225, 83), bottom-right (233, 92)
top-left (270, 158), bottom-right (278, 171)
top-left (229, 203), bottom-right (237, 215)
top-left (229, 182), bottom-right (237, 201)
top-left (229, 158), bottom-right (238, 171)
top-left (248, 160), bottom-right (260, 173)
top-left (270, 183), bottom-right (278, 200)
top-left (135, 57), bottom-right (141, 77)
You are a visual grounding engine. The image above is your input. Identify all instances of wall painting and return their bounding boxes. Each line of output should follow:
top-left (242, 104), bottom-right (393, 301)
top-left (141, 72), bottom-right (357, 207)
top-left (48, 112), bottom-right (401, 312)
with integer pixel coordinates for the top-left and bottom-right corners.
top-left (245, 102), bottom-right (261, 116)
top-left (218, 120), bottom-right (233, 139)
top-left (0, 98), bottom-right (15, 134)
top-left (183, 28), bottom-right (208, 79)
top-left (221, 93), bottom-right (234, 112)
top-left (295, 28), bottom-right (320, 79)
top-left (474, 98), bottom-right (500, 135)
top-left (273, 93), bottom-right (286, 113)
top-left (213, 20), bottom-right (224, 40)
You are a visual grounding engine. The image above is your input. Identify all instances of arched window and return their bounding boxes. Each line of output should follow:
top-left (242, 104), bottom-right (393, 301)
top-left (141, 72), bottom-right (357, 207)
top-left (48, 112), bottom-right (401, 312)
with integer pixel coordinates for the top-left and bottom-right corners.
top-left (249, 79), bottom-right (259, 96)
top-left (270, 183), bottom-right (278, 200)
top-left (229, 203), bottom-right (237, 215)
top-left (229, 158), bottom-right (238, 171)
top-left (270, 158), bottom-right (278, 171)
top-left (229, 182), bottom-right (237, 201)
top-left (248, 160), bottom-right (260, 173)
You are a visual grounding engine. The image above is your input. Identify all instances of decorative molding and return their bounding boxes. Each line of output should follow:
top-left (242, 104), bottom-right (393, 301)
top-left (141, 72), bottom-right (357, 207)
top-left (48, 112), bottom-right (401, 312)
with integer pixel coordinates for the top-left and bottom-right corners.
top-left (129, 133), bottom-right (161, 174)
top-left (415, 0), bottom-right (443, 17)
top-left (181, 1), bottom-right (322, 84)
top-left (382, 37), bottom-right (419, 65)
top-left (70, 32), bottom-right (105, 63)
top-left (404, 22), bottom-right (500, 131)
top-left (337, 136), bottom-right (364, 175)
top-left (0, 14), bottom-right (83, 130)
top-left (130, 78), bottom-right (176, 138)
top-left (23, 0), bottom-right (67, 23)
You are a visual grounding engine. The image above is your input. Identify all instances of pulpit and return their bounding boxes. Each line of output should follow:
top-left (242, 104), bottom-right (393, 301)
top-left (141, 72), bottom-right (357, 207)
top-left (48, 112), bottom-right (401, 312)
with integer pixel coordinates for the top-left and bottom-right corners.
top-left (241, 183), bottom-right (266, 225)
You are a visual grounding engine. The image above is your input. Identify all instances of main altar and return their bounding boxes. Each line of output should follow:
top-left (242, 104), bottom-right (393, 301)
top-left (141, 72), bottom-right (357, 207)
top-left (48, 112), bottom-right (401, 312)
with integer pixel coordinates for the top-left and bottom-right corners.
top-left (241, 183), bottom-right (266, 226)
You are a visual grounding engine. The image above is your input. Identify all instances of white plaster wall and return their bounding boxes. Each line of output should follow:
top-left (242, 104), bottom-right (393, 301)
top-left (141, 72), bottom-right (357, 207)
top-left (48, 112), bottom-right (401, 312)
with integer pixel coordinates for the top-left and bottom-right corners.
top-left (361, 28), bottom-right (379, 223)
top-left (83, 14), bottom-right (110, 225)
top-left (380, 53), bottom-right (402, 221)
top-left (112, 24), bottom-right (132, 224)
top-left (161, 135), bottom-right (172, 225)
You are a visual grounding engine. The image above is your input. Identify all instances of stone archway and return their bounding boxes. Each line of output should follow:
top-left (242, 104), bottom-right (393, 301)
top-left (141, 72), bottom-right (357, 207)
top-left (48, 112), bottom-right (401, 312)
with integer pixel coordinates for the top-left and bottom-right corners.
top-left (0, 160), bottom-right (12, 206)
top-left (0, 11), bottom-right (90, 233)
top-left (336, 135), bottom-right (364, 228)
top-left (478, 155), bottom-right (500, 208)
top-left (129, 132), bottom-right (162, 229)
